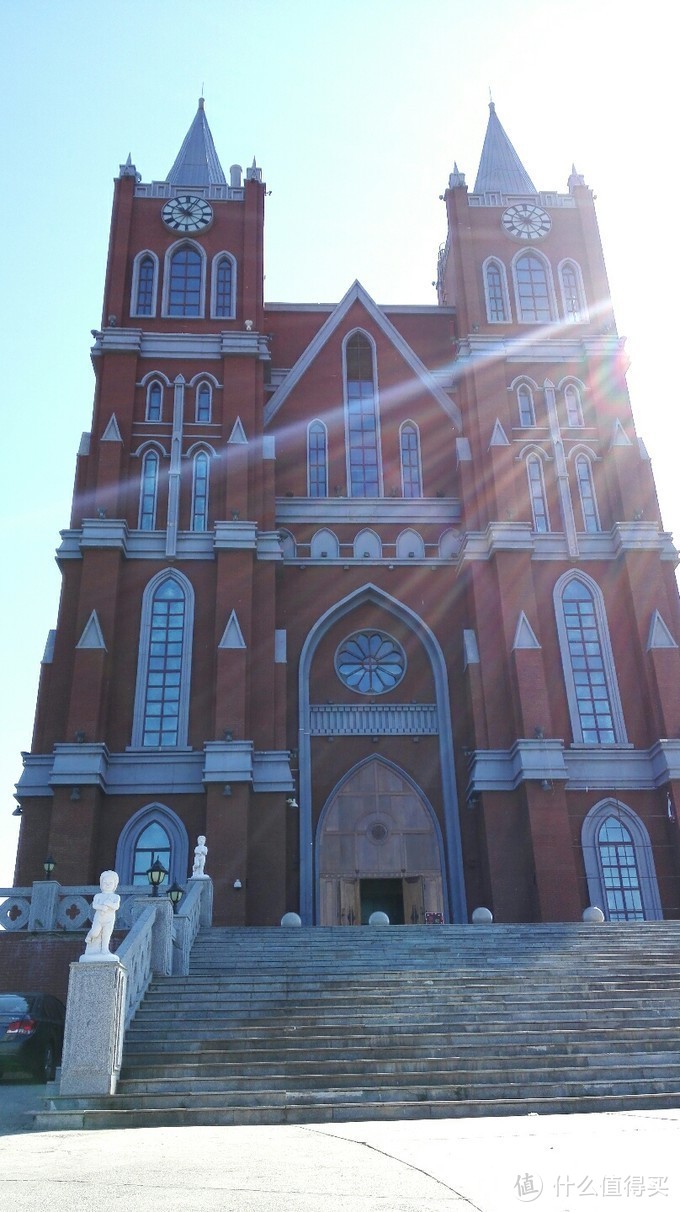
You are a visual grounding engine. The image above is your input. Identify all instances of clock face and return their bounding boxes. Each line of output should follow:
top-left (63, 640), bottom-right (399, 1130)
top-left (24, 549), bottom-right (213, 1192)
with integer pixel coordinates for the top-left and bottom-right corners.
top-left (161, 194), bottom-right (213, 232)
top-left (501, 204), bottom-right (552, 241)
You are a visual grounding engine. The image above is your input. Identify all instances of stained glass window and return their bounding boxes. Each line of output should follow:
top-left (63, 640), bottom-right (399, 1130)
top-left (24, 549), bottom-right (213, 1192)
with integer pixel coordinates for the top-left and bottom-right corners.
top-left (335, 631), bottom-right (406, 694)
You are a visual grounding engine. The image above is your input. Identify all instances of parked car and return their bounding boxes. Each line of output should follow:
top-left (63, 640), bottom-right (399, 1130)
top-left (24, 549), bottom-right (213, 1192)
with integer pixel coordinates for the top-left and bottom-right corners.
top-left (0, 993), bottom-right (66, 1083)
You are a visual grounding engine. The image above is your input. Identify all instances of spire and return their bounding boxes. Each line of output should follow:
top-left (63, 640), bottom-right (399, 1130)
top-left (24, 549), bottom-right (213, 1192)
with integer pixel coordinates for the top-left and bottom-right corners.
top-left (167, 98), bottom-right (226, 187)
top-left (473, 101), bottom-right (536, 195)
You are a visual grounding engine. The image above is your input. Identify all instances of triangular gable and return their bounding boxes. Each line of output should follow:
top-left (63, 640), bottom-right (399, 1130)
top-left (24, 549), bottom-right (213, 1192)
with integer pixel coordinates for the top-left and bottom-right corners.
top-left (512, 611), bottom-right (541, 651)
top-left (76, 610), bottom-right (106, 651)
top-left (647, 610), bottom-right (678, 651)
top-left (264, 280), bottom-right (462, 431)
top-left (610, 418), bottom-right (632, 448)
top-left (101, 414), bottom-right (122, 443)
top-left (228, 417), bottom-right (248, 445)
top-left (489, 419), bottom-right (510, 448)
top-left (218, 610), bottom-right (247, 650)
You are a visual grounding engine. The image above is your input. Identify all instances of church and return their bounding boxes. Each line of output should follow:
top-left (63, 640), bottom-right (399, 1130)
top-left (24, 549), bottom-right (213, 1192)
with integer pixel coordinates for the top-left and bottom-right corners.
top-left (13, 100), bottom-right (680, 928)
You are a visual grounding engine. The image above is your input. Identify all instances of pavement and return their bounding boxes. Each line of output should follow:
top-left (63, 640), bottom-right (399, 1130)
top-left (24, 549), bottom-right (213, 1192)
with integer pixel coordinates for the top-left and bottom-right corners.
top-left (0, 1082), bottom-right (678, 1212)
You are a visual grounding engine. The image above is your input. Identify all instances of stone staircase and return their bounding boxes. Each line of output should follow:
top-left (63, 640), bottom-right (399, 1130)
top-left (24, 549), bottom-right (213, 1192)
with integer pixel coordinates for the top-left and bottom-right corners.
top-left (37, 922), bottom-right (680, 1128)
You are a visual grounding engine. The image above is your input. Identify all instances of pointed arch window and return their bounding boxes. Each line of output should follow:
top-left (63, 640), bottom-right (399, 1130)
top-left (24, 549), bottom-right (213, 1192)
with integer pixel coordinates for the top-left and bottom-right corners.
top-left (483, 258), bottom-right (510, 323)
top-left (581, 800), bottom-right (662, 921)
top-left (132, 254), bottom-right (157, 317)
top-left (575, 454), bottom-right (600, 533)
top-left (167, 245), bottom-right (203, 317)
top-left (195, 382), bottom-right (212, 423)
top-left (517, 383), bottom-right (536, 427)
top-left (191, 451), bottom-right (210, 531)
top-left (526, 454), bottom-right (550, 532)
top-left (307, 421), bottom-right (328, 497)
top-left (146, 381), bottom-right (163, 422)
top-left (564, 383), bottom-right (584, 427)
top-left (559, 259), bottom-right (587, 323)
top-left (212, 254), bottom-right (236, 319)
top-left (115, 804), bottom-right (189, 889)
top-left (132, 821), bottom-right (171, 885)
top-left (555, 574), bottom-right (626, 745)
top-left (597, 817), bottom-right (645, 920)
top-left (514, 253), bottom-right (555, 323)
top-left (400, 423), bottom-right (422, 498)
top-left (345, 332), bottom-right (382, 497)
top-left (139, 450), bottom-right (159, 530)
top-left (132, 573), bottom-right (194, 748)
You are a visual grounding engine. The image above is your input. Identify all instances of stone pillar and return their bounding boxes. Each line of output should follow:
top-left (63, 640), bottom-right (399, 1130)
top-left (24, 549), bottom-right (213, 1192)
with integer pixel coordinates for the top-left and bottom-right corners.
top-left (129, 896), bottom-right (173, 975)
top-left (59, 958), bottom-right (127, 1096)
top-left (28, 880), bottom-right (59, 931)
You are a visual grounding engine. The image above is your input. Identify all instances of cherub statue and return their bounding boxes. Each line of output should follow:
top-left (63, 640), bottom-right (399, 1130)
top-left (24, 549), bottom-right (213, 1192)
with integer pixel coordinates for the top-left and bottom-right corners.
top-left (191, 835), bottom-right (208, 878)
top-left (81, 870), bottom-right (121, 961)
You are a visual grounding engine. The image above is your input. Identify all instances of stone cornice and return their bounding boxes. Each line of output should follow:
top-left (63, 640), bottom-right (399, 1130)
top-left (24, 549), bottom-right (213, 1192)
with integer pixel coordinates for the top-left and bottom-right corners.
top-left (17, 744), bottom-right (295, 797)
top-left (454, 333), bottom-right (624, 365)
top-left (467, 739), bottom-right (680, 794)
top-left (91, 328), bottom-right (270, 362)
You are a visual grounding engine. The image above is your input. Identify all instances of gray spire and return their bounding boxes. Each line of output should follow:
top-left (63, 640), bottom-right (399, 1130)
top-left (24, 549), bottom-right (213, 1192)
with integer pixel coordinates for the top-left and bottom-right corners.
top-left (473, 102), bottom-right (536, 195)
top-left (167, 98), bottom-right (226, 187)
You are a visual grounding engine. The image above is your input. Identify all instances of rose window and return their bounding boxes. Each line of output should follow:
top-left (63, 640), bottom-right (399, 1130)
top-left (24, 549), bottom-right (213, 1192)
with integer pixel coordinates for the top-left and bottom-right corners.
top-left (334, 630), bottom-right (406, 694)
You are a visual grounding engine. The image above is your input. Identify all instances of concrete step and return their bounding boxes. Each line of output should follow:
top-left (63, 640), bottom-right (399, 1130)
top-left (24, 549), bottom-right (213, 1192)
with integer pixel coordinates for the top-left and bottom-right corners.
top-left (117, 1062), bottom-right (680, 1095)
top-left (35, 1089), bottom-right (680, 1131)
top-left (38, 921), bottom-right (680, 1131)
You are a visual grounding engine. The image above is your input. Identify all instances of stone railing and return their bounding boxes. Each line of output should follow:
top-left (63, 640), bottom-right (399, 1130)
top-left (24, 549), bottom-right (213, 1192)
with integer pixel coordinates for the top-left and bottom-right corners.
top-left (0, 882), bottom-right (141, 933)
top-left (172, 877), bottom-right (213, 976)
top-left (57, 878), bottom-right (212, 1097)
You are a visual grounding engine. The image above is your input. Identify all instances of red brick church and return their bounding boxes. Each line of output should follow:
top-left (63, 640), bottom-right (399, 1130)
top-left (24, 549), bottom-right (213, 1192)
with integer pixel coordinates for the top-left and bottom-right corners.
top-left (13, 100), bottom-right (680, 926)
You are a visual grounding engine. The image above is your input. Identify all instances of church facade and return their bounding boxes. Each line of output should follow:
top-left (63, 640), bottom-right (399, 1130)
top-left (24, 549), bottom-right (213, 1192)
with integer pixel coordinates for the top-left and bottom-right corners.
top-left (13, 101), bottom-right (680, 926)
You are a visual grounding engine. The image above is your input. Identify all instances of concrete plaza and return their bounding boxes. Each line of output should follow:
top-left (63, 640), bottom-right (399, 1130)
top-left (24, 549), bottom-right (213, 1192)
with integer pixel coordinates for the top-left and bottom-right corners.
top-left (0, 1082), bottom-right (678, 1211)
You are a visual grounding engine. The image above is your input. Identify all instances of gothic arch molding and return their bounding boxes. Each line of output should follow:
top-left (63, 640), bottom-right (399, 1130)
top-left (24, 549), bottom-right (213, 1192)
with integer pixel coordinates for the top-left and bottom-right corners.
top-left (581, 798), bottom-right (662, 920)
top-left (297, 582), bottom-right (466, 924)
top-left (315, 751), bottom-right (450, 921)
top-left (114, 801), bottom-right (190, 887)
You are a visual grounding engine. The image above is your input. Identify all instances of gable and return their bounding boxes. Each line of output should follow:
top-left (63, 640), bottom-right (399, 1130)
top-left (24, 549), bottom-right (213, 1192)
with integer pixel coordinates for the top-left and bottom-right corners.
top-left (264, 281), bottom-right (461, 431)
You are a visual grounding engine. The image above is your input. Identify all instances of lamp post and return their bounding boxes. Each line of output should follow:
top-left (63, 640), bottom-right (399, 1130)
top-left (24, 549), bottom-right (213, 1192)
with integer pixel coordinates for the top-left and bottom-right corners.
top-left (43, 855), bottom-right (56, 878)
top-left (167, 881), bottom-right (184, 913)
top-left (146, 858), bottom-right (168, 897)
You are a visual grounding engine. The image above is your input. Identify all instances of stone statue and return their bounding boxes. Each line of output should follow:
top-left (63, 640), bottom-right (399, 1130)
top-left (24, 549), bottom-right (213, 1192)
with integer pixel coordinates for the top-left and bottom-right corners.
top-left (191, 835), bottom-right (208, 879)
top-left (81, 870), bottom-right (121, 962)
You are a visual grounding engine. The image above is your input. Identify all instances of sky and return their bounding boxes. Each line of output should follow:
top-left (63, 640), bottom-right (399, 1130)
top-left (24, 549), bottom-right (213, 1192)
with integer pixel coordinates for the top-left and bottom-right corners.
top-left (1, 0), bottom-right (678, 889)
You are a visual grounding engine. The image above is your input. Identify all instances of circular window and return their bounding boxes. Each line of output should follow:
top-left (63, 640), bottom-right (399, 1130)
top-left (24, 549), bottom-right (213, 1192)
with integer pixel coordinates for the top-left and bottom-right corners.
top-left (369, 822), bottom-right (389, 842)
top-left (335, 630), bottom-right (406, 695)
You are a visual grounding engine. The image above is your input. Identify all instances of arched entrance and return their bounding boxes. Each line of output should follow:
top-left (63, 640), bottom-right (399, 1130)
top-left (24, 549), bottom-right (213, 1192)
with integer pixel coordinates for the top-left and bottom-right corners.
top-left (317, 757), bottom-right (446, 925)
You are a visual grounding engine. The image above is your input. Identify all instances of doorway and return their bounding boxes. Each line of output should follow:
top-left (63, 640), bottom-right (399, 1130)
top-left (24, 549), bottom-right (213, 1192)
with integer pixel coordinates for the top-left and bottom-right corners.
top-left (317, 757), bottom-right (445, 925)
top-left (360, 878), bottom-right (404, 924)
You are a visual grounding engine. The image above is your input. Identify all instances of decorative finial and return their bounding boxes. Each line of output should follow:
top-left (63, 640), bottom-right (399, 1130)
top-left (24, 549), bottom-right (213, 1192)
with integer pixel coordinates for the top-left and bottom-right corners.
top-left (198, 96), bottom-right (205, 109)
top-left (568, 163), bottom-right (586, 190)
top-left (488, 88), bottom-right (495, 113)
top-left (448, 161), bottom-right (466, 189)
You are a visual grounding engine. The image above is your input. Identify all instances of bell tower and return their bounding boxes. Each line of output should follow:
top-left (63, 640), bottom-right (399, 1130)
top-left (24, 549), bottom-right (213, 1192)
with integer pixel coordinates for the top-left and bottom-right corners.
top-left (15, 102), bottom-right (294, 923)
top-left (435, 103), bottom-right (680, 922)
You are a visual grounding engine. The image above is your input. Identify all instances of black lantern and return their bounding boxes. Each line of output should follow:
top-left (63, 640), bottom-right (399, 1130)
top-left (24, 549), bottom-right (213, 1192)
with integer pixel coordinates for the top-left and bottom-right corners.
top-left (43, 855), bottom-right (56, 877)
top-left (167, 881), bottom-right (184, 912)
top-left (146, 858), bottom-right (168, 896)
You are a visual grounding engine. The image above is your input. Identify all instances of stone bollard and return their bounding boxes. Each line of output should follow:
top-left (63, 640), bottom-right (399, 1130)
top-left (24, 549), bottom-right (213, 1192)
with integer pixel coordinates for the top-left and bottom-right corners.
top-left (471, 907), bottom-right (494, 924)
top-left (582, 905), bottom-right (605, 923)
top-left (280, 912), bottom-right (302, 926)
top-left (368, 911), bottom-right (390, 926)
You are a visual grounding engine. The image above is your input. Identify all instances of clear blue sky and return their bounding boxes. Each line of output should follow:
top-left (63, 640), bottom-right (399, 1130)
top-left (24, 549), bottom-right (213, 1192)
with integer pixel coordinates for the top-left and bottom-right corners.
top-left (1, 0), bottom-right (677, 887)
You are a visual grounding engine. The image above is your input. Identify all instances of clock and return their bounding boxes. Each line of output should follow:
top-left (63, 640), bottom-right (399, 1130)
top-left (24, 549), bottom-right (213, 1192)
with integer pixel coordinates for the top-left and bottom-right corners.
top-left (501, 204), bottom-right (552, 241)
top-left (161, 194), bottom-right (213, 233)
